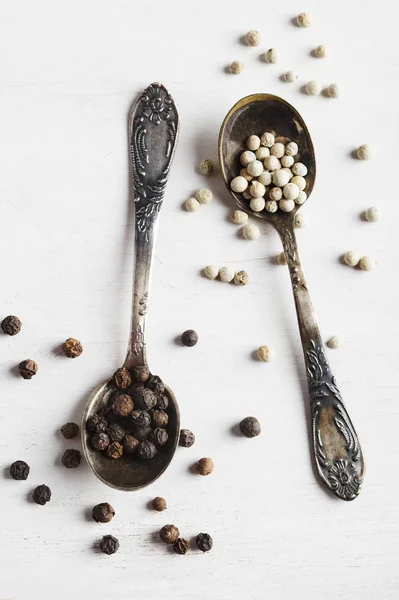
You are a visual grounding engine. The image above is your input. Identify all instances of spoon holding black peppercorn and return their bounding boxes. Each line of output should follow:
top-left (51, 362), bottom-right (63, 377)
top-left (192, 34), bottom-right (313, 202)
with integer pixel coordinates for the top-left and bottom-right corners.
top-left (82, 83), bottom-right (180, 491)
top-left (219, 94), bottom-right (365, 501)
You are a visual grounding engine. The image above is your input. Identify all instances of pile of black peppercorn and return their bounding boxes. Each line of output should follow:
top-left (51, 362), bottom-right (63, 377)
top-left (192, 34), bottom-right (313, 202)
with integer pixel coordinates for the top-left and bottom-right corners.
top-left (86, 367), bottom-right (170, 463)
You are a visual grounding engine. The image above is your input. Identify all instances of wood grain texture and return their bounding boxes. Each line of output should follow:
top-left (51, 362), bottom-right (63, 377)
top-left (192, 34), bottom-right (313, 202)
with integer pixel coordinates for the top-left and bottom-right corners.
top-left (0, 1), bottom-right (398, 598)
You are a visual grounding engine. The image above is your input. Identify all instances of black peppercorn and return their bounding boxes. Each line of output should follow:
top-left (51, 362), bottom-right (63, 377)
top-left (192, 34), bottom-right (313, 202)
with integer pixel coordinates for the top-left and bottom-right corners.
top-left (91, 432), bottom-right (110, 451)
top-left (10, 460), bottom-right (30, 480)
top-left (152, 496), bottom-right (167, 511)
top-left (133, 366), bottom-right (150, 383)
top-left (107, 441), bottom-right (123, 459)
top-left (173, 538), bottom-right (190, 555)
top-left (123, 434), bottom-right (139, 455)
top-left (33, 484), bottom-right (51, 505)
top-left (106, 423), bottom-right (126, 443)
top-left (62, 338), bottom-right (83, 358)
top-left (92, 502), bottom-right (115, 523)
top-left (113, 367), bottom-right (132, 389)
top-left (131, 410), bottom-right (151, 428)
top-left (151, 427), bottom-right (168, 447)
top-left (147, 375), bottom-right (165, 396)
top-left (179, 429), bottom-right (195, 448)
top-left (112, 394), bottom-right (134, 417)
top-left (196, 532), bottom-right (213, 553)
top-left (62, 449), bottom-right (82, 468)
top-left (196, 457), bottom-right (214, 476)
top-left (132, 386), bottom-right (157, 410)
top-left (18, 359), bottom-right (38, 379)
top-left (137, 440), bottom-right (157, 460)
top-left (133, 425), bottom-right (152, 441)
top-left (239, 416), bottom-right (261, 438)
top-left (181, 329), bottom-right (198, 347)
top-left (156, 395), bottom-right (169, 410)
top-left (87, 413), bottom-right (108, 433)
top-left (100, 534), bottom-right (119, 555)
top-left (61, 422), bottom-right (79, 439)
top-left (159, 524), bottom-right (179, 544)
top-left (151, 409), bottom-right (168, 428)
top-left (1, 315), bottom-right (22, 336)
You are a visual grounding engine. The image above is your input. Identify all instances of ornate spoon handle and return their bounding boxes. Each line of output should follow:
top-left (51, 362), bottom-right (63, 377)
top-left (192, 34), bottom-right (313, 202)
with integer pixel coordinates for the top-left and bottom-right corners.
top-left (278, 223), bottom-right (365, 501)
top-left (124, 83), bottom-right (179, 370)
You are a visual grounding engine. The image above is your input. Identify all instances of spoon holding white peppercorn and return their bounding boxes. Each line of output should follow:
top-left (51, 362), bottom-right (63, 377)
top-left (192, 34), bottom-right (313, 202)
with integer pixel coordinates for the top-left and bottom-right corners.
top-left (82, 83), bottom-right (180, 491)
top-left (219, 94), bottom-right (365, 501)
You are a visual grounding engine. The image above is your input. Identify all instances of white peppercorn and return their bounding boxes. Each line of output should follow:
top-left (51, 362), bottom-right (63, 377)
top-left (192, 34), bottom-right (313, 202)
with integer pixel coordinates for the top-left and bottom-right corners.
top-left (250, 181), bottom-right (266, 198)
top-left (283, 183), bottom-right (300, 200)
top-left (296, 190), bottom-right (307, 204)
top-left (270, 142), bottom-right (285, 159)
top-left (279, 199), bottom-right (295, 212)
top-left (247, 160), bottom-right (264, 177)
top-left (204, 265), bottom-right (219, 280)
top-left (306, 80), bottom-right (322, 96)
top-left (258, 171), bottom-right (272, 186)
top-left (240, 150), bottom-right (256, 166)
top-left (281, 167), bottom-right (293, 179)
top-left (219, 266), bottom-right (234, 283)
top-left (272, 169), bottom-right (290, 187)
top-left (277, 251), bottom-right (287, 265)
top-left (269, 187), bottom-right (283, 201)
top-left (185, 197), bottom-right (200, 212)
top-left (281, 154), bottom-right (294, 168)
top-left (290, 175), bottom-right (306, 191)
top-left (264, 156), bottom-right (281, 171)
top-left (196, 188), bottom-right (213, 204)
top-left (250, 197), bottom-right (266, 212)
top-left (315, 44), bottom-right (328, 58)
top-left (285, 142), bottom-right (298, 157)
top-left (260, 132), bottom-right (275, 148)
top-left (264, 48), bottom-right (278, 64)
top-left (245, 30), bottom-right (261, 46)
top-left (284, 70), bottom-right (297, 83)
top-left (247, 135), bottom-right (261, 151)
top-left (230, 60), bottom-right (244, 74)
top-left (234, 270), bottom-right (249, 286)
top-left (199, 159), bottom-right (215, 175)
top-left (327, 336), bottom-right (341, 349)
top-left (255, 147), bottom-right (270, 160)
top-left (230, 176), bottom-right (248, 193)
top-left (359, 256), bottom-right (376, 271)
top-left (365, 206), bottom-right (379, 222)
top-left (294, 213), bottom-right (308, 228)
top-left (327, 83), bottom-right (340, 98)
top-left (242, 189), bottom-right (252, 200)
top-left (243, 224), bottom-right (260, 240)
top-left (257, 345), bottom-right (275, 362)
top-left (297, 12), bottom-right (311, 27)
top-left (240, 168), bottom-right (253, 181)
top-left (265, 200), bottom-right (278, 213)
top-left (232, 210), bottom-right (248, 225)
top-left (292, 162), bottom-right (308, 176)
top-left (357, 145), bottom-right (372, 160)
top-left (344, 251), bottom-right (360, 267)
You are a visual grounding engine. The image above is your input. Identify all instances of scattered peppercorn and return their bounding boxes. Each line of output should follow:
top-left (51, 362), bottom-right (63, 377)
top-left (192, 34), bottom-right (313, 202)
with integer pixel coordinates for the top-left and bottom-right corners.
top-left (151, 409), bottom-right (168, 428)
top-left (160, 524), bottom-right (179, 544)
top-left (239, 416), bottom-right (261, 438)
top-left (156, 395), bottom-right (169, 410)
top-left (234, 270), bottom-right (249, 286)
top-left (123, 434), bottom-right (139, 455)
top-left (131, 410), bottom-right (151, 428)
top-left (113, 367), bottom-right (132, 389)
top-left (87, 413), bottom-right (108, 433)
top-left (107, 441), bottom-right (123, 459)
top-left (92, 502), bottom-right (115, 523)
top-left (62, 338), bottom-right (83, 358)
top-left (91, 432), bottom-right (110, 451)
top-left (173, 538), bottom-right (190, 555)
top-left (199, 159), bottom-right (215, 175)
top-left (134, 425), bottom-right (152, 441)
top-left (151, 427), bottom-right (168, 446)
top-left (179, 429), bottom-right (195, 448)
top-left (100, 534), bottom-right (119, 555)
top-left (33, 484), bottom-right (51, 505)
top-left (1, 315), bottom-right (22, 336)
top-left (196, 457), bottom-right (214, 476)
top-left (152, 496), bottom-right (167, 511)
top-left (62, 448), bottom-right (82, 468)
top-left (106, 423), bottom-right (126, 443)
top-left (132, 386), bottom-right (157, 410)
top-left (327, 336), bottom-right (341, 349)
top-left (196, 532), bottom-right (213, 553)
top-left (133, 366), bottom-right (150, 383)
top-left (18, 359), bottom-right (38, 380)
top-left (10, 460), bottom-right (30, 480)
top-left (138, 440), bottom-right (157, 460)
top-left (112, 394), bottom-right (134, 417)
top-left (61, 422), bottom-right (79, 439)
top-left (181, 329), bottom-right (198, 347)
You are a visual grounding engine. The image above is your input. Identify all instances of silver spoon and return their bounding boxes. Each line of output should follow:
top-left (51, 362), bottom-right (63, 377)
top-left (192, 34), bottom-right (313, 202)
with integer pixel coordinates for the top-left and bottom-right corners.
top-left (82, 83), bottom-right (180, 491)
top-left (219, 93), bottom-right (365, 501)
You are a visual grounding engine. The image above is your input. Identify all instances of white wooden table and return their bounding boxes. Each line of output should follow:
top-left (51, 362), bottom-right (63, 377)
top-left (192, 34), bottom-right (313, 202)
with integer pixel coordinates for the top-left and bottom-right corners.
top-left (1, 1), bottom-right (398, 598)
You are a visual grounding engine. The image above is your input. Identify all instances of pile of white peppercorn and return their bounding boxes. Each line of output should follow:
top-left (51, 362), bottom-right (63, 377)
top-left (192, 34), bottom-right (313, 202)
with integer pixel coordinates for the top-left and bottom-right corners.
top-left (230, 132), bottom-right (308, 214)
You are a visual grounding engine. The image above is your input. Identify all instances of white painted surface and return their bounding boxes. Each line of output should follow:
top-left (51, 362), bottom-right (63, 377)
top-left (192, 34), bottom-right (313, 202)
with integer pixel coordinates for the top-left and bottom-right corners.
top-left (0, 1), bottom-right (398, 598)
